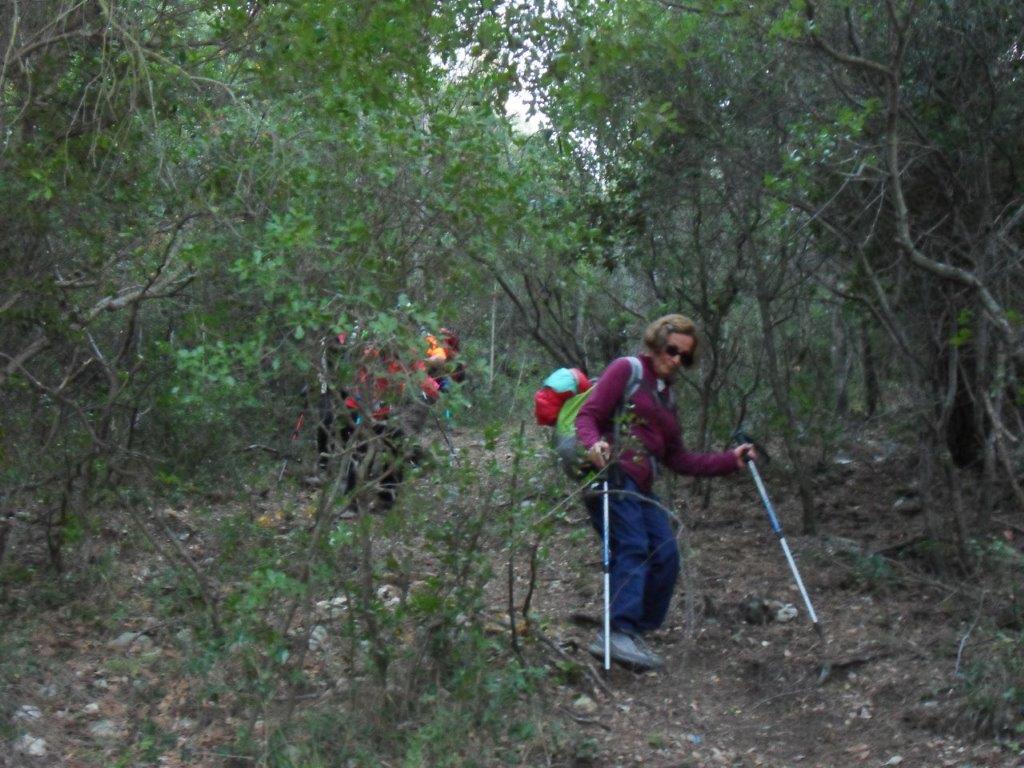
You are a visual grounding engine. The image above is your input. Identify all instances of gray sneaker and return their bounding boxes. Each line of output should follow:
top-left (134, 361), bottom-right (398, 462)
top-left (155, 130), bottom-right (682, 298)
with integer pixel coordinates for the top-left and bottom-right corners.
top-left (588, 630), bottom-right (664, 671)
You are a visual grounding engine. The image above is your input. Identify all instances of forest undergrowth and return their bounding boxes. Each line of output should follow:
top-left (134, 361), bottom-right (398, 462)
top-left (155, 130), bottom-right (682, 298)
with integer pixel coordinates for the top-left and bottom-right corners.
top-left (2, 419), bottom-right (1023, 768)
top-left (3, 2), bottom-right (1023, 766)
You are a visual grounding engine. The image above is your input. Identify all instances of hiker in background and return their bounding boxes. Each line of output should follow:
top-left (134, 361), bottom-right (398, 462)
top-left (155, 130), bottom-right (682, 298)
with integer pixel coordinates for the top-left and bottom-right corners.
top-left (313, 331), bottom-right (352, 473)
top-left (309, 327), bottom-right (440, 505)
top-left (342, 333), bottom-right (443, 502)
top-left (576, 313), bottom-right (756, 671)
top-left (424, 327), bottom-right (465, 394)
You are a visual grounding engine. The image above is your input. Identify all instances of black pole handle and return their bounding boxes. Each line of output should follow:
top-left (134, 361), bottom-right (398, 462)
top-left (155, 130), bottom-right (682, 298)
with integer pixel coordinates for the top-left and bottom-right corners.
top-left (731, 428), bottom-right (771, 464)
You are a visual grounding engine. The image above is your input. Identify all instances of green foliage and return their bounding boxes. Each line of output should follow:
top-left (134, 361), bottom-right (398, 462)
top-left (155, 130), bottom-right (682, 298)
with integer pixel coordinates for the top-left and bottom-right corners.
top-left (84, 425), bottom-right (569, 766)
top-left (961, 629), bottom-right (1024, 738)
top-left (3, 0), bottom-right (1024, 762)
top-left (902, 537), bottom-right (961, 574)
top-left (769, 0), bottom-right (811, 40)
top-left (956, 537), bottom-right (1024, 737)
top-left (851, 552), bottom-right (898, 594)
top-left (0, 624), bottom-right (33, 738)
top-left (950, 309), bottom-right (974, 348)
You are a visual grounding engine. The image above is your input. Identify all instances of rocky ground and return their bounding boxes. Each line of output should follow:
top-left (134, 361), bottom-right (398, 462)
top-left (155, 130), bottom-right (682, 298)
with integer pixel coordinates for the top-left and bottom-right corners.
top-left (527, 431), bottom-right (1024, 768)
top-left (3, 425), bottom-right (1023, 767)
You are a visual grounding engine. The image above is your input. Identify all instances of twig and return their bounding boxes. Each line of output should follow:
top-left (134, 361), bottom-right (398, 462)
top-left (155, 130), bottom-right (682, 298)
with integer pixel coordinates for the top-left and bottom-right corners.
top-left (0, 332), bottom-right (49, 389)
top-left (654, 0), bottom-right (738, 17)
top-left (507, 422), bottom-right (526, 658)
top-left (521, 532), bottom-right (542, 621)
top-left (751, 684), bottom-right (820, 710)
top-left (558, 707), bottom-right (612, 730)
top-left (533, 628), bottom-right (612, 699)
top-left (243, 444), bottom-right (283, 456)
top-left (122, 503), bottom-right (223, 638)
top-left (954, 595), bottom-right (984, 678)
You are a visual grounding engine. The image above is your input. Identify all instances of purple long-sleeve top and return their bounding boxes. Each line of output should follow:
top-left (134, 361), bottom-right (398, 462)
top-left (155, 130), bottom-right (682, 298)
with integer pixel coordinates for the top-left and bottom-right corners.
top-left (575, 355), bottom-right (738, 493)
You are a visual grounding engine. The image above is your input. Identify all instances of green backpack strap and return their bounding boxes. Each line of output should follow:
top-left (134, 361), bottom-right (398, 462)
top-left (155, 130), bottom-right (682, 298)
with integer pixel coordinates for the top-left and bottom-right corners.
top-left (555, 356), bottom-right (645, 478)
top-left (555, 388), bottom-right (591, 440)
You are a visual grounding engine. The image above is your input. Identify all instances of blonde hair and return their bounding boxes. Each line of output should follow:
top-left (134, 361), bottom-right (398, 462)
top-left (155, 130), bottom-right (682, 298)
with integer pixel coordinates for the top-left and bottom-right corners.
top-left (642, 314), bottom-right (699, 356)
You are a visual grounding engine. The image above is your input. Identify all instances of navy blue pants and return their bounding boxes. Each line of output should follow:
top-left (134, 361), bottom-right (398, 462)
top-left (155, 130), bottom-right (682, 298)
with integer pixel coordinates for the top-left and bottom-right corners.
top-left (587, 475), bottom-right (680, 635)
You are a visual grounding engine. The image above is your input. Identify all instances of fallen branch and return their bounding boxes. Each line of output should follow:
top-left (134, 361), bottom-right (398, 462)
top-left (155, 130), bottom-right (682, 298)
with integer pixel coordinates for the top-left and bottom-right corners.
top-left (870, 534), bottom-right (927, 559)
top-left (533, 627), bottom-right (612, 700)
top-left (558, 706), bottom-right (612, 730)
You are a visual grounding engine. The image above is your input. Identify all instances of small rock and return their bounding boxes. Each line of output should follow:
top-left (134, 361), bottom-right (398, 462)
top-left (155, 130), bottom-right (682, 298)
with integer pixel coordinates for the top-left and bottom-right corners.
top-left (175, 628), bottom-right (195, 646)
top-left (15, 734), bottom-right (47, 757)
top-left (710, 746), bottom-right (733, 764)
top-left (14, 705), bottom-right (41, 721)
top-left (89, 719), bottom-right (120, 739)
top-left (315, 596), bottom-right (348, 618)
top-left (308, 625), bottom-right (329, 651)
top-left (84, 702), bottom-right (100, 714)
top-left (376, 584), bottom-right (401, 608)
top-left (109, 631), bottom-right (139, 648)
top-left (822, 536), bottom-right (862, 557)
top-left (774, 603), bottom-right (798, 623)
top-left (573, 694), bottom-right (598, 714)
top-left (892, 496), bottom-right (922, 516)
top-left (884, 757), bottom-right (903, 766)
top-left (740, 597), bottom-right (771, 625)
top-left (109, 631), bottom-right (152, 651)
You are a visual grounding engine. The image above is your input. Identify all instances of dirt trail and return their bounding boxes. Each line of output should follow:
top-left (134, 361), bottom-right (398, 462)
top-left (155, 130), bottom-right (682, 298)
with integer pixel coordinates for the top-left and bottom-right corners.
top-left (521, 433), bottom-right (1023, 768)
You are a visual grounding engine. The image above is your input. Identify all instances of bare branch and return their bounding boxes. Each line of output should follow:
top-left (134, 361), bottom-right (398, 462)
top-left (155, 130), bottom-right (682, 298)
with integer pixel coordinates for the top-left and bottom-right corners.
top-left (653, 0), bottom-right (738, 17)
top-left (805, 0), bottom-right (1020, 352)
top-left (0, 332), bottom-right (49, 389)
top-left (804, 0), bottom-right (893, 79)
top-left (844, 6), bottom-right (863, 57)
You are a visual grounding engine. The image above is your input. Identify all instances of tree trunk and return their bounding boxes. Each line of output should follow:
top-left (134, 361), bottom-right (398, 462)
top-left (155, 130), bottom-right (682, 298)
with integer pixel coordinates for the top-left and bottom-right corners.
top-left (488, 282), bottom-right (497, 392)
top-left (832, 307), bottom-right (851, 418)
top-left (860, 316), bottom-right (880, 418)
top-left (756, 294), bottom-right (817, 534)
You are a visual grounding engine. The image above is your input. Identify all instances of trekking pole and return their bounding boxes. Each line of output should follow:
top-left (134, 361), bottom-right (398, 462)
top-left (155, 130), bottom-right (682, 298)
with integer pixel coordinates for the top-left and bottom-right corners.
top-left (430, 407), bottom-right (456, 458)
top-left (601, 478), bottom-right (612, 672)
top-left (278, 411), bottom-right (307, 483)
top-left (734, 432), bottom-right (823, 639)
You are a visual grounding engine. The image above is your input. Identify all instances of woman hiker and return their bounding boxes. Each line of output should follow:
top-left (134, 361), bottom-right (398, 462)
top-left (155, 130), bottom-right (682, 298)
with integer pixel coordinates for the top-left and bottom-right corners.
top-left (576, 314), bottom-right (756, 671)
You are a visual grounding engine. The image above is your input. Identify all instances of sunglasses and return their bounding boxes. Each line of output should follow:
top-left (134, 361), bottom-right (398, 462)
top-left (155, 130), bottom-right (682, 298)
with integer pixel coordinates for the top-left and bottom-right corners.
top-left (664, 344), bottom-right (694, 367)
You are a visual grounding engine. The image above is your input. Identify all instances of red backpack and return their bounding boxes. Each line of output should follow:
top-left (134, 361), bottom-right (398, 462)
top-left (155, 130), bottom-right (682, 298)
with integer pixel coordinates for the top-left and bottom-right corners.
top-left (534, 367), bottom-right (591, 426)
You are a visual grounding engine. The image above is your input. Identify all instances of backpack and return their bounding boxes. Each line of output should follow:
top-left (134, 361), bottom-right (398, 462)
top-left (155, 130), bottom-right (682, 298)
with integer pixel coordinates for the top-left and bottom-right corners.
top-left (538, 357), bottom-right (644, 479)
top-left (534, 367), bottom-right (591, 425)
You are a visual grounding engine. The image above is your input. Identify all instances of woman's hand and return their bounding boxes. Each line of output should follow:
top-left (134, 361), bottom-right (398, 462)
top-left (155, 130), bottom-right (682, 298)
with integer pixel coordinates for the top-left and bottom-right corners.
top-left (586, 439), bottom-right (611, 470)
top-left (733, 443), bottom-right (757, 469)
